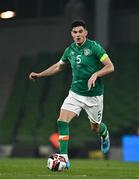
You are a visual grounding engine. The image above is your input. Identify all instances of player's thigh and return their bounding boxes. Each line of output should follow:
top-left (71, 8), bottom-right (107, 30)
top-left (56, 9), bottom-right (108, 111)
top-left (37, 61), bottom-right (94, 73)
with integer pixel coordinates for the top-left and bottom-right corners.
top-left (85, 95), bottom-right (103, 124)
top-left (58, 109), bottom-right (77, 123)
top-left (59, 92), bottom-right (82, 122)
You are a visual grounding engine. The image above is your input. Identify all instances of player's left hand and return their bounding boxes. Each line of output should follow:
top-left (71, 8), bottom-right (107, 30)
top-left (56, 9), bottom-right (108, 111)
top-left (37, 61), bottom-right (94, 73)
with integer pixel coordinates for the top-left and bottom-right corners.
top-left (88, 73), bottom-right (98, 90)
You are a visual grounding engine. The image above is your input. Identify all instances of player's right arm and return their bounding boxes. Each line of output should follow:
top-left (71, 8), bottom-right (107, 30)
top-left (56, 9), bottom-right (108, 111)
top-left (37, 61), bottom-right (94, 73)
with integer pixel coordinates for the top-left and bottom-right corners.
top-left (29, 61), bottom-right (65, 81)
top-left (29, 47), bottom-right (69, 81)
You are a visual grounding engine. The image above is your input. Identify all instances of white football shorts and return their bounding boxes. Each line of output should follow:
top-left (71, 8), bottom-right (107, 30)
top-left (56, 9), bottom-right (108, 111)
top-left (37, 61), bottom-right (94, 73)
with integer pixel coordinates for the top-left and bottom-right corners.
top-left (61, 91), bottom-right (103, 124)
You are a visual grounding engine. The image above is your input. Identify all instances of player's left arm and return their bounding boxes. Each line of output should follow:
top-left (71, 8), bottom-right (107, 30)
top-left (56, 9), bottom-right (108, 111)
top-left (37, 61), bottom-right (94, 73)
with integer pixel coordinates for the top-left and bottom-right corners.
top-left (96, 56), bottom-right (114, 77)
top-left (88, 56), bottom-right (114, 90)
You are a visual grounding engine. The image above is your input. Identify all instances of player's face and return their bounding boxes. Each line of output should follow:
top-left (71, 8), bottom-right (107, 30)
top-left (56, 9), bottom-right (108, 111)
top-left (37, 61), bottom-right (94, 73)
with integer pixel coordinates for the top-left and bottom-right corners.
top-left (71, 26), bottom-right (88, 45)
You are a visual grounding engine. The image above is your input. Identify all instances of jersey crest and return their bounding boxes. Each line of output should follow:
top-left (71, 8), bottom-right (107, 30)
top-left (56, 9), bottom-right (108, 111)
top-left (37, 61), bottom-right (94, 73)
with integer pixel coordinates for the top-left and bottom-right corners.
top-left (70, 51), bottom-right (75, 56)
top-left (83, 48), bottom-right (90, 56)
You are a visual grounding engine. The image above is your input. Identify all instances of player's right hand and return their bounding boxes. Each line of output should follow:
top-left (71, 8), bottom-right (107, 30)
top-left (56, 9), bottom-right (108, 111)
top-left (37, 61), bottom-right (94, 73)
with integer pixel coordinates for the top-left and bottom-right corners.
top-left (29, 72), bottom-right (41, 81)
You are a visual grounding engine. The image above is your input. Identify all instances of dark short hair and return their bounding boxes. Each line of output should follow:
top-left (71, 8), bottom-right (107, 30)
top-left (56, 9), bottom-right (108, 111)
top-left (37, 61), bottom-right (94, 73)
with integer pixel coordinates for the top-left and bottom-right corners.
top-left (71, 20), bottom-right (86, 29)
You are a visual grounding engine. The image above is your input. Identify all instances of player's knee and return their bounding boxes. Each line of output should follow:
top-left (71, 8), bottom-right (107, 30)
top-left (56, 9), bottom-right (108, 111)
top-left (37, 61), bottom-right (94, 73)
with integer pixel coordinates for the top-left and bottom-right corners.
top-left (58, 114), bottom-right (71, 123)
top-left (58, 109), bottom-right (76, 123)
top-left (91, 123), bottom-right (99, 133)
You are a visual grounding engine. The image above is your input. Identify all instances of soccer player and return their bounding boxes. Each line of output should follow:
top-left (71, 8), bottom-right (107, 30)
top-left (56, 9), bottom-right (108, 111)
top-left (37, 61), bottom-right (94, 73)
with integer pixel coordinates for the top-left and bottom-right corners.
top-left (29, 20), bottom-right (114, 168)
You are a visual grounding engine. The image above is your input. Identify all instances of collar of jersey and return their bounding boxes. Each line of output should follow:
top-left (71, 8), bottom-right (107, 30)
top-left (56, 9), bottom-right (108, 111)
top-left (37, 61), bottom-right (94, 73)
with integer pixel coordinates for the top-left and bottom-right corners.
top-left (75, 39), bottom-right (88, 49)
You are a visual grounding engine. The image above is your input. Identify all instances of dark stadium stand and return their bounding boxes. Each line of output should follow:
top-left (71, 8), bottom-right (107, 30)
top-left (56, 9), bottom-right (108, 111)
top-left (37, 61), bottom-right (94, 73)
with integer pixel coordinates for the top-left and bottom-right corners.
top-left (0, 57), bottom-right (35, 144)
top-left (15, 57), bottom-right (47, 145)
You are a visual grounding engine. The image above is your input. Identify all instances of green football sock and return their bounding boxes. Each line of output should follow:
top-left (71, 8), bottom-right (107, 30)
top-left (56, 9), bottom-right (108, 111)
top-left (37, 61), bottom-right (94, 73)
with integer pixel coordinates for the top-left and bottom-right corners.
top-left (98, 122), bottom-right (108, 138)
top-left (57, 120), bottom-right (69, 154)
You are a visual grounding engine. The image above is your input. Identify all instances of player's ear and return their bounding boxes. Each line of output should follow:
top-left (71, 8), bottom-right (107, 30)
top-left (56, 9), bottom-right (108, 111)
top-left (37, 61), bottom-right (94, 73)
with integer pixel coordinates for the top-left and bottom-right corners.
top-left (85, 30), bottom-right (88, 36)
top-left (71, 30), bottom-right (73, 37)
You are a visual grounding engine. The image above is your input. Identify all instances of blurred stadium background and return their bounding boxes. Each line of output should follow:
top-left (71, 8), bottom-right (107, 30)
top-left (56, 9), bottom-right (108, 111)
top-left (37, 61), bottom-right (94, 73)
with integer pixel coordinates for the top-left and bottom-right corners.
top-left (0, 0), bottom-right (139, 161)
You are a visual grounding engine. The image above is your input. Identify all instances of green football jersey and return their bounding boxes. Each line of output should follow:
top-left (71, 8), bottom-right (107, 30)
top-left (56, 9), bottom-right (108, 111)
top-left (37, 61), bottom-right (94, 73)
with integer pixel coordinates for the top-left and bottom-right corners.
top-left (60, 39), bottom-right (108, 97)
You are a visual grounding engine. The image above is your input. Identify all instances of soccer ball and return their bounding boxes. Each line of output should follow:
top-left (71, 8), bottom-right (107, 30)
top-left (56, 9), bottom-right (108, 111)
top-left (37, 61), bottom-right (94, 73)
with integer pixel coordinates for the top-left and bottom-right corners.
top-left (47, 153), bottom-right (66, 171)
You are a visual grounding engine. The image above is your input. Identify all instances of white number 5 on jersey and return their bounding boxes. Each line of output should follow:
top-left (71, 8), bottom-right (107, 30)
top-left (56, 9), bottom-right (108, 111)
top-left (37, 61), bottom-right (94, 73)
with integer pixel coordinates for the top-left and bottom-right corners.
top-left (76, 55), bottom-right (81, 64)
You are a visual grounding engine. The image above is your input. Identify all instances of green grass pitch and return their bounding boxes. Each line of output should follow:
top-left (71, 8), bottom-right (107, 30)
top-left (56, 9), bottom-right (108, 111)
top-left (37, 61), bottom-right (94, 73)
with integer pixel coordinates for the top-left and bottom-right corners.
top-left (0, 158), bottom-right (139, 179)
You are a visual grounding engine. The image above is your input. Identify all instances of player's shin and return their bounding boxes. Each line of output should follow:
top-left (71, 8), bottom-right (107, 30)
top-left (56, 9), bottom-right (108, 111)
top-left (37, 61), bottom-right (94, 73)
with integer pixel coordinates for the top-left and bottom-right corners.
top-left (57, 120), bottom-right (69, 162)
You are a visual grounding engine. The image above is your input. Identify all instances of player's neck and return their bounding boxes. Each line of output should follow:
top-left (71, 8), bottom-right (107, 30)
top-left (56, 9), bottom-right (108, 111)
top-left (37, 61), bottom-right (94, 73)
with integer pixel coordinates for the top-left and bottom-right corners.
top-left (76, 38), bottom-right (86, 47)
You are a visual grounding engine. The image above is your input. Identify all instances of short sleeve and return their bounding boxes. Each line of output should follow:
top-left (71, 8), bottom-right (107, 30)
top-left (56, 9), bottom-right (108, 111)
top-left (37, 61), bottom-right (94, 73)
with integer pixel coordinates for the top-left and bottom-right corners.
top-left (94, 42), bottom-right (108, 62)
top-left (60, 47), bottom-right (69, 63)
